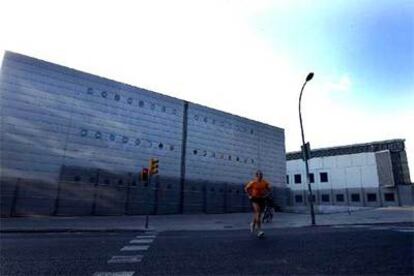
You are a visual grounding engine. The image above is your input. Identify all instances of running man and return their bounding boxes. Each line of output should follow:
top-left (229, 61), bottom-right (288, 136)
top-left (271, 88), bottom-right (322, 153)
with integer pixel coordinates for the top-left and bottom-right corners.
top-left (244, 170), bottom-right (271, 237)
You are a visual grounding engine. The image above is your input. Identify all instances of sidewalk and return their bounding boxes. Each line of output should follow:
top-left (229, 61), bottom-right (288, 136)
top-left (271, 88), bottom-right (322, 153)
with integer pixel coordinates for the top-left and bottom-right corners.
top-left (0, 207), bottom-right (413, 233)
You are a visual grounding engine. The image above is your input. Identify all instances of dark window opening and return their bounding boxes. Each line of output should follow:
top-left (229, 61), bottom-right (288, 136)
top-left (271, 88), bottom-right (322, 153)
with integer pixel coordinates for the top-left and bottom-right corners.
top-left (101, 91), bottom-right (107, 98)
top-left (95, 131), bottom-right (102, 139)
top-left (114, 94), bottom-right (120, 101)
top-left (286, 175), bottom-right (289, 184)
top-left (89, 177), bottom-right (95, 183)
top-left (81, 129), bottom-right (88, 137)
top-left (104, 179), bottom-right (110, 185)
top-left (110, 134), bottom-right (115, 141)
top-left (74, 176), bottom-right (81, 182)
top-left (161, 106), bottom-right (166, 112)
top-left (336, 194), bottom-right (344, 202)
top-left (321, 194), bottom-right (330, 202)
top-left (135, 138), bottom-right (141, 146)
top-left (203, 150), bottom-right (207, 157)
top-left (87, 87), bottom-right (94, 94)
top-left (294, 174), bottom-right (302, 184)
top-left (250, 129), bottom-right (254, 134)
top-left (158, 143), bottom-right (163, 149)
top-left (122, 136), bottom-right (129, 143)
top-left (295, 195), bottom-right (303, 203)
top-left (228, 155), bottom-right (232, 161)
top-left (351, 194), bottom-right (360, 202)
top-left (367, 193), bottom-right (377, 202)
top-left (203, 117), bottom-right (208, 123)
top-left (172, 109), bottom-right (177, 115)
top-left (210, 188), bottom-right (215, 192)
top-left (384, 193), bottom-right (395, 202)
top-left (139, 100), bottom-right (144, 107)
top-left (151, 104), bottom-right (155, 110)
top-left (236, 156), bottom-right (240, 161)
top-left (118, 179), bottom-right (123, 185)
top-left (131, 181), bottom-right (137, 186)
top-left (309, 173), bottom-right (315, 183)
top-left (193, 149), bottom-right (198, 155)
top-left (169, 145), bottom-right (174, 151)
top-left (194, 115), bottom-right (199, 120)
top-left (127, 97), bottom-right (133, 104)
top-left (167, 184), bottom-right (171, 189)
top-left (320, 172), bottom-right (329, 182)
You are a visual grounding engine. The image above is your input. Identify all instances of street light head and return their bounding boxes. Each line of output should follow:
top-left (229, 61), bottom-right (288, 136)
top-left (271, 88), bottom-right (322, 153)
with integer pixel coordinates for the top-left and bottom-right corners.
top-left (306, 72), bottom-right (314, 82)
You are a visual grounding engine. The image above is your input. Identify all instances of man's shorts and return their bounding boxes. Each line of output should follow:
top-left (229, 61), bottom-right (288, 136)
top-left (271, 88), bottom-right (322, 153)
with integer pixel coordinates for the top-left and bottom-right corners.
top-left (250, 197), bottom-right (266, 212)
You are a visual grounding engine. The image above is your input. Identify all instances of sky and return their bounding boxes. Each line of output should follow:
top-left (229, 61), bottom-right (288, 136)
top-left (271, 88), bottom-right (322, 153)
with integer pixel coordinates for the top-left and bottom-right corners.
top-left (0, 0), bottom-right (413, 178)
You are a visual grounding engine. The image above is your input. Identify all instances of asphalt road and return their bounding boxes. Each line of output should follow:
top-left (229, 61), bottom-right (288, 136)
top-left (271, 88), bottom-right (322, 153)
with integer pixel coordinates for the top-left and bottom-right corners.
top-left (1, 223), bottom-right (413, 275)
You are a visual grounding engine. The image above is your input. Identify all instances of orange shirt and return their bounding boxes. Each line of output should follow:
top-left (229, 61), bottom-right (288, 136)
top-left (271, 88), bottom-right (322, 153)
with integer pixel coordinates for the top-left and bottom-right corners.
top-left (245, 179), bottom-right (270, 198)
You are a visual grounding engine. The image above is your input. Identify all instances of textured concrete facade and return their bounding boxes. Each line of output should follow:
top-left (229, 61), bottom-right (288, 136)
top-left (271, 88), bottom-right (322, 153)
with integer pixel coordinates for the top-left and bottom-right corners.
top-left (0, 51), bottom-right (286, 217)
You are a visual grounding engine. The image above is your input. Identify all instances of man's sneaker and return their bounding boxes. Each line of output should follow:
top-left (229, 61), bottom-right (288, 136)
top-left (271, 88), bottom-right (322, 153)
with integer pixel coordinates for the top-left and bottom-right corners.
top-left (257, 230), bottom-right (264, 237)
top-left (250, 223), bottom-right (255, 233)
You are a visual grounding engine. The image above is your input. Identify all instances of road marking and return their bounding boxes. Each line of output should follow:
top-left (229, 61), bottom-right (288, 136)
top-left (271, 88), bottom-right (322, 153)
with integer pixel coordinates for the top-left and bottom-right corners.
top-left (93, 272), bottom-right (135, 276)
top-left (395, 229), bottom-right (414, 233)
top-left (121, 245), bottom-right (149, 251)
top-left (331, 225), bottom-right (350, 228)
top-left (135, 235), bottom-right (157, 239)
top-left (369, 226), bottom-right (391, 230)
top-left (108, 255), bottom-right (143, 264)
top-left (130, 239), bottom-right (154, 244)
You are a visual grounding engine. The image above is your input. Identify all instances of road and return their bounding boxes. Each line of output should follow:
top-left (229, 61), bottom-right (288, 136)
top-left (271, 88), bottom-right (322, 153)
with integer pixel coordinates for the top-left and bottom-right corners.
top-left (1, 223), bottom-right (413, 275)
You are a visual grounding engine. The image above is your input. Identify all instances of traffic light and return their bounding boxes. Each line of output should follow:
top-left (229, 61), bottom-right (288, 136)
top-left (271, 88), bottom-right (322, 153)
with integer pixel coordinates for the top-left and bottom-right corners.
top-left (301, 142), bottom-right (311, 161)
top-left (149, 158), bottom-right (159, 175)
top-left (140, 168), bottom-right (149, 182)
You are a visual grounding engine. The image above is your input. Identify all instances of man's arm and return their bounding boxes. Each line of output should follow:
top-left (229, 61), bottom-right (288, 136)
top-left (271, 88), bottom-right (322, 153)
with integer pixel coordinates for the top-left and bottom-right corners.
top-left (244, 181), bottom-right (253, 197)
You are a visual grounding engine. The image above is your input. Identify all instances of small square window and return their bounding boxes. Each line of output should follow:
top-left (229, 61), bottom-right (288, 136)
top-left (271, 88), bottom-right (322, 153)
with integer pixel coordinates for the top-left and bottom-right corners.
top-left (320, 172), bottom-right (328, 182)
top-left (295, 195), bottom-right (303, 203)
top-left (367, 193), bottom-right (377, 202)
top-left (309, 173), bottom-right (315, 183)
top-left (384, 193), bottom-right (395, 202)
top-left (114, 94), bottom-right (120, 101)
top-left (351, 194), bottom-right (360, 202)
top-left (139, 101), bottom-right (145, 107)
top-left (321, 194), bottom-right (330, 202)
top-left (87, 87), bottom-right (94, 94)
top-left (336, 194), bottom-right (344, 202)
top-left (127, 97), bottom-right (133, 104)
top-left (294, 174), bottom-right (302, 184)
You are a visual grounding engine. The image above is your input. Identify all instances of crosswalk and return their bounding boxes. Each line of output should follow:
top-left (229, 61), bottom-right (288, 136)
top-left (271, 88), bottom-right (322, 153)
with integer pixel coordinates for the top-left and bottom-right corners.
top-left (330, 224), bottom-right (414, 233)
top-left (93, 230), bottom-right (159, 276)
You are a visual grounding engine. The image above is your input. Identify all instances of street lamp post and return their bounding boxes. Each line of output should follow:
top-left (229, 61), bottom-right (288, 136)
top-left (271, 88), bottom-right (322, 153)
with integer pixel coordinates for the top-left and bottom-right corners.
top-left (299, 72), bottom-right (316, 225)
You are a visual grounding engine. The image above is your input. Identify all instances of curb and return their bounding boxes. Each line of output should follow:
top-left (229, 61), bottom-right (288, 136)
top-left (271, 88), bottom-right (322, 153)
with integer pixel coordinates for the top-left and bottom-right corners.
top-left (1, 221), bottom-right (413, 233)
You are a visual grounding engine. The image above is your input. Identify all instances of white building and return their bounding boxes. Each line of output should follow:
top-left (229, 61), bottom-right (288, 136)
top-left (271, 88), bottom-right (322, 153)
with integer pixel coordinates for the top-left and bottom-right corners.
top-left (286, 139), bottom-right (413, 207)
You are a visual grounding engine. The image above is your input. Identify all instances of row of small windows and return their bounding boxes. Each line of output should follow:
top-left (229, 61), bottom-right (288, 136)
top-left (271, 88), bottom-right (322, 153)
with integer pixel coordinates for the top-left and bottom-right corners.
top-left (193, 114), bottom-right (254, 135)
top-left (294, 193), bottom-right (395, 203)
top-left (80, 128), bottom-right (175, 151)
top-left (86, 87), bottom-right (178, 115)
top-left (192, 148), bottom-right (255, 164)
top-left (286, 172), bottom-right (329, 184)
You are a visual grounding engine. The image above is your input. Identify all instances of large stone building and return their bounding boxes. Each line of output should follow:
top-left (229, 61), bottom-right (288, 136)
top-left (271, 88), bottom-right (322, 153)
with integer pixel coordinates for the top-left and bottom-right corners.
top-left (0, 51), bottom-right (287, 217)
top-left (286, 139), bottom-right (413, 208)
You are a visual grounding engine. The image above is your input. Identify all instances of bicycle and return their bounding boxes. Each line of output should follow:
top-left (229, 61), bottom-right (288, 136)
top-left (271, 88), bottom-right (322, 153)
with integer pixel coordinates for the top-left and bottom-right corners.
top-left (262, 194), bottom-right (279, 223)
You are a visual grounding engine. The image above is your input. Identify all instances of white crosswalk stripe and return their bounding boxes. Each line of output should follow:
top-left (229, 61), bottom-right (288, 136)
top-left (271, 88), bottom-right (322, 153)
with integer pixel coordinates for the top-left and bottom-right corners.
top-left (394, 229), bottom-right (414, 233)
top-left (130, 239), bottom-right (154, 244)
top-left (108, 255), bottom-right (143, 264)
top-left (93, 272), bottom-right (135, 276)
top-left (135, 235), bottom-right (157, 239)
top-left (121, 245), bottom-right (149, 251)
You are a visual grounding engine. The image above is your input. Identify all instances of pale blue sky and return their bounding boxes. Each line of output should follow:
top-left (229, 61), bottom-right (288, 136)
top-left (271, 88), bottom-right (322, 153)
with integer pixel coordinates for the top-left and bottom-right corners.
top-left (0, 0), bottom-right (413, 174)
